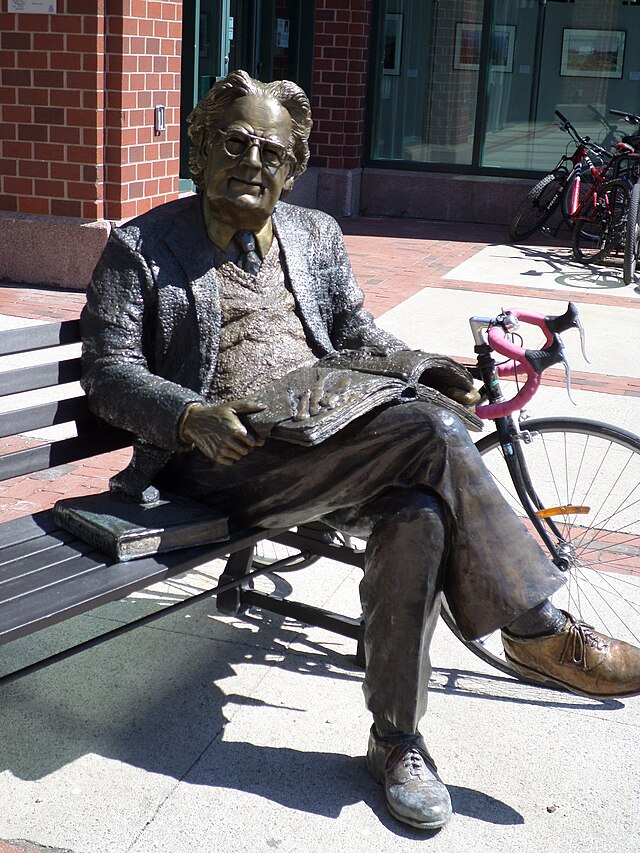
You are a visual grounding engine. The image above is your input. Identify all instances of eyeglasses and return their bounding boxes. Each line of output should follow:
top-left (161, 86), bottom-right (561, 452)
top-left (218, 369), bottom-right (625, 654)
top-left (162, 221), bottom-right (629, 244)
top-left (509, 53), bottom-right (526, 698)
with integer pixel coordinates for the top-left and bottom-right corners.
top-left (215, 128), bottom-right (292, 170)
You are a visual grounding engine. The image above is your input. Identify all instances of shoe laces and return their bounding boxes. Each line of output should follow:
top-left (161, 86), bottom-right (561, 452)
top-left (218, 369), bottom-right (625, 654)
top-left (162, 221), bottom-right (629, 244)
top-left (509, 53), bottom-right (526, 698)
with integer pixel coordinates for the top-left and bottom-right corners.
top-left (402, 747), bottom-right (429, 780)
top-left (384, 736), bottom-right (437, 780)
top-left (559, 617), bottom-right (609, 670)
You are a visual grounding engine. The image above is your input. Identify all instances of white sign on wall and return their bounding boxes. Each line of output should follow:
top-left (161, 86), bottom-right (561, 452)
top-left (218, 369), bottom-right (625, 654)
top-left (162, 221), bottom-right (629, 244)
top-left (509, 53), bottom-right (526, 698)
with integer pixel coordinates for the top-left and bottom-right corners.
top-left (8, 0), bottom-right (56, 12)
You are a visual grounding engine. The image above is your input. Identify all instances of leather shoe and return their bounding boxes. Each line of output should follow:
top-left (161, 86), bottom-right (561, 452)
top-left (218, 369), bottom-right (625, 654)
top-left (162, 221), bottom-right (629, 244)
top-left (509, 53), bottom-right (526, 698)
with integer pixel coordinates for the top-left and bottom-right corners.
top-left (502, 611), bottom-right (640, 698)
top-left (366, 726), bottom-right (452, 829)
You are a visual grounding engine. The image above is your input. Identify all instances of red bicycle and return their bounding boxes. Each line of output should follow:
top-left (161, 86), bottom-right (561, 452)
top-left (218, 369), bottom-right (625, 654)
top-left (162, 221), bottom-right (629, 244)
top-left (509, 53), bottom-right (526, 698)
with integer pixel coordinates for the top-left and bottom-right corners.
top-left (508, 111), bottom-right (610, 242)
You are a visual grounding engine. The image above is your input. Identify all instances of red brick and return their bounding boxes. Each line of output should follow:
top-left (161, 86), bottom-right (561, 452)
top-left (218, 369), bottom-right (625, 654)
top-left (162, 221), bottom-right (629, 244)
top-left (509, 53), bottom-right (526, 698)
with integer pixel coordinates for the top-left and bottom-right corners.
top-left (1, 31), bottom-right (31, 50)
top-left (19, 195), bottom-right (49, 215)
top-left (19, 160), bottom-right (48, 178)
top-left (51, 161), bottom-right (82, 181)
top-left (50, 126), bottom-right (82, 145)
top-left (0, 158), bottom-right (17, 176)
top-left (5, 176), bottom-right (34, 197)
top-left (51, 198), bottom-right (83, 217)
top-left (0, 194), bottom-right (18, 212)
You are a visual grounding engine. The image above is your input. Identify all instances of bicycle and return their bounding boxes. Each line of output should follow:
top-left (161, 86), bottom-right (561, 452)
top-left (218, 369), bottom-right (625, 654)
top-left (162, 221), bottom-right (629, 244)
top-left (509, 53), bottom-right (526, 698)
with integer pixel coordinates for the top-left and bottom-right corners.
top-left (508, 111), bottom-right (610, 242)
top-left (441, 302), bottom-right (640, 678)
top-left (571, 110), bottom-right (640, 264)
top-left (570, 149), bottom-right (640, 263)
top-left (254, 303), bottom-right (640, 686)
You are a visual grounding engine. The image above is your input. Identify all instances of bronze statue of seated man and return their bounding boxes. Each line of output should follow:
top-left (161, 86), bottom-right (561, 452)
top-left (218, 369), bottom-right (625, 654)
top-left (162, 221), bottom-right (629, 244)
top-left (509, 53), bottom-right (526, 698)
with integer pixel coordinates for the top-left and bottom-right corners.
top-left (81, 70), bottom-right (640, 831)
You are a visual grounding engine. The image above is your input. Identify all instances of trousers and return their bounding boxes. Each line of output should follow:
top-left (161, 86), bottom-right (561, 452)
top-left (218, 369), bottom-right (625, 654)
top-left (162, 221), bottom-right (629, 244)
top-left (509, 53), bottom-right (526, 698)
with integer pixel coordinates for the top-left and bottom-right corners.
top-left (160, 401), bottom-right (564, 732)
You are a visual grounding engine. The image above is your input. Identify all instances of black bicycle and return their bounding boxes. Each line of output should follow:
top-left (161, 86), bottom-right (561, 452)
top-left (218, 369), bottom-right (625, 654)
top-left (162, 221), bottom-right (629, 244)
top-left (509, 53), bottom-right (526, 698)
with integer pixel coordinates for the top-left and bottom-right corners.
top-left (440, 303), bottom-right (640, 677)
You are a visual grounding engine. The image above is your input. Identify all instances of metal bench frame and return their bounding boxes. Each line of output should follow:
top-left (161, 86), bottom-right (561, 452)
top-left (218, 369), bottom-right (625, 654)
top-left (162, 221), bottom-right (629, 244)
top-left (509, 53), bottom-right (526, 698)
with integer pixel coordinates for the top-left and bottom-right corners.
top-left (0, 320), bottom-right (364, 686)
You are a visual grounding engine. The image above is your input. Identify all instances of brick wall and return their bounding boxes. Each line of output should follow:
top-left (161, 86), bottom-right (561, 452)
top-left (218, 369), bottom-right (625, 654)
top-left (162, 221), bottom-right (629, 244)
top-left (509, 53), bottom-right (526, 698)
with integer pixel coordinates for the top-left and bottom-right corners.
top-left (0, 0), bottom-right (106, 219)
top-left (310, 0), bottom-right (371, 170)
top-left (104, 0), bottom-right (182, 221)
top-left (0, 0), bottom-right (182, 223)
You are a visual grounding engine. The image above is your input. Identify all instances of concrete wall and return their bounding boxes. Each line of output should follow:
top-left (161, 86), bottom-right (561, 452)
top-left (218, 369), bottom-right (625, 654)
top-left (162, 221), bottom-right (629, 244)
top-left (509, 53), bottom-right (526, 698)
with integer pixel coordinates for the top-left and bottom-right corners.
top-left (290, 166), bottom-right (537, 225)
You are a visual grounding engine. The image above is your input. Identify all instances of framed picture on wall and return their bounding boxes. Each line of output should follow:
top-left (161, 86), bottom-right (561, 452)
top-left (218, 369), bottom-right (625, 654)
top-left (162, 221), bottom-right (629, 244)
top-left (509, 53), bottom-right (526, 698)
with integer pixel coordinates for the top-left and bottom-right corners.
top-left (453, 22), bottom-right (482, 70)
top-left (560, 29), bottom-right (626, 78)
top-left (453, 23), bottom-right (516, 73)
top-left (491, 25), bottom-right (516, 73)
top-left (383, 13), bottom-right (403, 76)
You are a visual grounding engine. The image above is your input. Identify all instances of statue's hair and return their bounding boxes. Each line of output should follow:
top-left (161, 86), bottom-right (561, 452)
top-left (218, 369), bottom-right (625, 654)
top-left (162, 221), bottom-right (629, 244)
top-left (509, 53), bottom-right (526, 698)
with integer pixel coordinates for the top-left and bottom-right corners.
top-left (187, 70), bottom-right (313, 191)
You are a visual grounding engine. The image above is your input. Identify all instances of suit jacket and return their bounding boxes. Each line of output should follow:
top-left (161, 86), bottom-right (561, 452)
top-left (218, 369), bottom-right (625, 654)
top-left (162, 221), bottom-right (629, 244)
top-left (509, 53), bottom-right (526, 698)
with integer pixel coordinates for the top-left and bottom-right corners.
top-left (81, 195), bottom-right (403, 462)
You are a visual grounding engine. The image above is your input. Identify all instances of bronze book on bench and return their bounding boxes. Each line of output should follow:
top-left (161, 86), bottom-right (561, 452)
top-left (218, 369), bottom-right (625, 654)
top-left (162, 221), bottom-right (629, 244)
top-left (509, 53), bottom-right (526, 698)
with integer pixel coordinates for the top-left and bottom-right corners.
top-left (242, 349), bottom-right (483, 446)
top-left (53, 492), bottom-right (229, 563)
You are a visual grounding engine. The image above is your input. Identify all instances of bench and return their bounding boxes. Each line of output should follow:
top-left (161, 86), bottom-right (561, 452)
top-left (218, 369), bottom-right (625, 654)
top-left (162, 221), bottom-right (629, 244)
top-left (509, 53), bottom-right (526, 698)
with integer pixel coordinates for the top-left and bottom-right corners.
top-left (0, 319), bottom-right (366, 685)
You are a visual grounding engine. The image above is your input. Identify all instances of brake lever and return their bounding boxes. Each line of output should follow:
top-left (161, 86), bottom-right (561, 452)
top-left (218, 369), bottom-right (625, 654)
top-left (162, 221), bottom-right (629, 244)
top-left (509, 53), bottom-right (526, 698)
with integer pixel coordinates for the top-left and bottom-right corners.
top-left (559, 350), bottom-right (576, 405)
top-left (575, 314), bottom-right (590, 363)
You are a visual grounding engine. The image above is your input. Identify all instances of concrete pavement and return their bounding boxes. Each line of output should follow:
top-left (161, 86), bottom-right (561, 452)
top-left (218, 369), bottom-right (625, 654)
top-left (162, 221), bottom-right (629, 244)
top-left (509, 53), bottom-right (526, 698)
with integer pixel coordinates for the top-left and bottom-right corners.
top-left (0, 218), bottom-right (638, 853)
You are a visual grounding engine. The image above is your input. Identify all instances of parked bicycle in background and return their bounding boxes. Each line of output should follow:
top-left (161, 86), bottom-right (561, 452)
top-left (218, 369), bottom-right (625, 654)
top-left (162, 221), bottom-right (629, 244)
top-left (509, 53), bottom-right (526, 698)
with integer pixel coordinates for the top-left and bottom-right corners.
top-left (508, 111), bottom-right (610, 242)
top-left (508, 107), bottom-right (640, 285)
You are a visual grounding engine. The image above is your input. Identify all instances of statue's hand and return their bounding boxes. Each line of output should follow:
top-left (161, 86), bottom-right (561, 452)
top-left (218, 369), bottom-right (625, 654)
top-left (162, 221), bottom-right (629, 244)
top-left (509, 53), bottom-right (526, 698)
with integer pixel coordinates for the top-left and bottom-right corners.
top-left (293, 373), bottom-right (356, 420)
top-left (445, 385), bottom-right (481, 409)
top-left (180, 401), bottom-right (266, 466)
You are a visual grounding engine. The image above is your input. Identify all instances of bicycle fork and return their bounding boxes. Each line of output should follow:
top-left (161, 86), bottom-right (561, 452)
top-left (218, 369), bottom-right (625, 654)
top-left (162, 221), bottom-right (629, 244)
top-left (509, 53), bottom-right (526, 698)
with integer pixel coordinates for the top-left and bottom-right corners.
top-left (474, 341), bottom-right (572, 571)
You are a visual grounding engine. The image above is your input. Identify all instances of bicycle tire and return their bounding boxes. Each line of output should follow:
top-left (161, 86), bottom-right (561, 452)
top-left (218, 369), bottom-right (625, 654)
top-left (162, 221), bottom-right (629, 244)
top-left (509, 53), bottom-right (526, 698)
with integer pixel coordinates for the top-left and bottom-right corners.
top-left (442, 417), bottom-right (640, 682)
top-left (508, 172), bottom-right (566, 242)
top-left (572, 178), bottom-right (630, 263)
top-left (623, 181), bottom-right (640, 285)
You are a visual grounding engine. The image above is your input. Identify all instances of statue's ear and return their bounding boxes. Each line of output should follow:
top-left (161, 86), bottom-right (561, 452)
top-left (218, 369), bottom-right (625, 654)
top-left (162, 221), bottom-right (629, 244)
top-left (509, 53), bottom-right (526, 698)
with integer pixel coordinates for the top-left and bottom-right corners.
top-left (195, 139), bottom-right (209, 171)
top-left (282, 160), bottom-right (296, 194)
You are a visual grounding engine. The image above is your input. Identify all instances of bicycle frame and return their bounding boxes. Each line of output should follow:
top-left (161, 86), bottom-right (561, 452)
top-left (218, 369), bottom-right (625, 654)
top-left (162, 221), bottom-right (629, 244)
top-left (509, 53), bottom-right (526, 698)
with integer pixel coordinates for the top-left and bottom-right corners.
top-left (470, 319), bottom-right (572, 570)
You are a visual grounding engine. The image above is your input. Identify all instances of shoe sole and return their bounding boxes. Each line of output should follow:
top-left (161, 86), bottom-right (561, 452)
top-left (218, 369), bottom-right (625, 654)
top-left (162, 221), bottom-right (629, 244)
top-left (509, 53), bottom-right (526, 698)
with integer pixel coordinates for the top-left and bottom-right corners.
top-left (503, 651), bottom-right (640, 699)
top-left (366, 752), bottom-right (452, 830)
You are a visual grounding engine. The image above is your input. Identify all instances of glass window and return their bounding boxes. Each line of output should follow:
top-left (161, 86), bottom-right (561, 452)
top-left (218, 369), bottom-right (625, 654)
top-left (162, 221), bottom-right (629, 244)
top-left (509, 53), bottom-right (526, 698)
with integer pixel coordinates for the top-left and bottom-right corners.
top-left (480, 0), bottom-right (640, 171)
top-left (370, 0), bottom-right (487, 166)
top-left (369, 0), bottom-right (640, 174)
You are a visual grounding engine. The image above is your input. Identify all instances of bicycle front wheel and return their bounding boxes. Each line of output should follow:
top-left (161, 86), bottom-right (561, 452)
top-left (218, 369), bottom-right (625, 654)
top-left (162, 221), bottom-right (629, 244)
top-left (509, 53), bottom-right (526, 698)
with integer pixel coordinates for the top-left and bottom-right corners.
top-left (508, 172), bottom-right (566, 241)
top-left (443, 418), bottom-right (640, 679)
top-left (572, 178), bottom-right (630, 263)
top-left (623, 181), bottom-right (640, 285)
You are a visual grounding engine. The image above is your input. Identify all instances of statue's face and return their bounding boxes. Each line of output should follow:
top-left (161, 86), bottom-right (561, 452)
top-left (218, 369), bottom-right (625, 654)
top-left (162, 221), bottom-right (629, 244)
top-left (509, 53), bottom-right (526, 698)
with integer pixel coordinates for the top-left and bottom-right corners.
top-left (202, 94), bottom-right (294, 231)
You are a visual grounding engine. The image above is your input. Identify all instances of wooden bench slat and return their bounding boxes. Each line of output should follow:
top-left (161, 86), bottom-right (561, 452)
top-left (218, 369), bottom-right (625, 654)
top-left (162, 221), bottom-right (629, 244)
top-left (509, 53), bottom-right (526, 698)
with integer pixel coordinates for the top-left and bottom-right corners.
top-left (0, 528), bottom-right (79, 580)
top-left (0, 509), bottom-right (62, 549)
top-left (0, 359), bottom-right (81, 397)
top-left (0, 540), bottom-right (104, 604)
top-left (0, 320), bottom-right (80, 356)
top-left (0, 530), bottom-right (276, 644)
top-left (0, 397), bottom-right (91, 438)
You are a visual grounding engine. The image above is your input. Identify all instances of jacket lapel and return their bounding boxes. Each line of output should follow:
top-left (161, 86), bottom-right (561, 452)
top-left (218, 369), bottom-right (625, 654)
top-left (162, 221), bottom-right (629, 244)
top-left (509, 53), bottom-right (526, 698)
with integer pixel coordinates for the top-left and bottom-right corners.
top-left (163, 195), bottom-right (221, 392)
top-left (273, 204), bottom-right (333, 354)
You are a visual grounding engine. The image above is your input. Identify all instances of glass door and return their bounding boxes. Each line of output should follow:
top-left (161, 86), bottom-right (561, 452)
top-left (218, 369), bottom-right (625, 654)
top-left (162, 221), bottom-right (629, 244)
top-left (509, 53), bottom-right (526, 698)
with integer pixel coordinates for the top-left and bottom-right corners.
top-left (179, 0), bottom-right (234, 187)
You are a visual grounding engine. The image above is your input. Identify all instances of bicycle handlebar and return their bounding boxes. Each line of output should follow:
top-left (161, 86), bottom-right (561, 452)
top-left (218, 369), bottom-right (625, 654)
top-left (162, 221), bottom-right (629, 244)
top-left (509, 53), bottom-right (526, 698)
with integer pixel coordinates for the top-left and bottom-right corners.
top-left (609, 108), bottom-right (640, 125)
top-left (553, 110), bottom-right (612, 158)
top-left (475, 303), bottom-right (585, 420)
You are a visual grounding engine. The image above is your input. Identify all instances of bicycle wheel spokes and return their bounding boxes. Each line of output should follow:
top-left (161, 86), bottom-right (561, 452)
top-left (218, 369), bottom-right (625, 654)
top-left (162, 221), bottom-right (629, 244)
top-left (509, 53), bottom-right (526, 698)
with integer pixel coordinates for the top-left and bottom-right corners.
top-left (477, 419), bottom-right (640, 649)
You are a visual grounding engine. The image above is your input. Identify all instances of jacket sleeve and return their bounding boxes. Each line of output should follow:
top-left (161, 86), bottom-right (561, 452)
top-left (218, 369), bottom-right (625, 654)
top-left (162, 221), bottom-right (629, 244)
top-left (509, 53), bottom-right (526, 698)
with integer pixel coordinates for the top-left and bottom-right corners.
top-left (80, 231), bottom-right (205, 451)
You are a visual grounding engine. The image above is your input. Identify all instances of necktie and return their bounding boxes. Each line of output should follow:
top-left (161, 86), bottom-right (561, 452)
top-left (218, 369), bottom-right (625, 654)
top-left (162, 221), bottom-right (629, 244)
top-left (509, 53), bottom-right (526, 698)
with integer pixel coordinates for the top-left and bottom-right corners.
top-left (235, 231), bottom-right (262, 275)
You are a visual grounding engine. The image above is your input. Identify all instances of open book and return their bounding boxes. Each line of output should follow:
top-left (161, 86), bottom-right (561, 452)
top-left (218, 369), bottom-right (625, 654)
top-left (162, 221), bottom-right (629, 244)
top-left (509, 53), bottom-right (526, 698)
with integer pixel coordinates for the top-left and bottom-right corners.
top-left (243, 349), bottom-right (483, 447)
